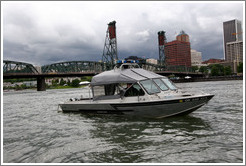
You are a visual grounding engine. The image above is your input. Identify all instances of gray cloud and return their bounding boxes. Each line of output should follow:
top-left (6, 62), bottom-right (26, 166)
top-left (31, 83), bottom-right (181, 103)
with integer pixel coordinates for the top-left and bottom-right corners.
top-left (2, 1), bottom-right (244, 65)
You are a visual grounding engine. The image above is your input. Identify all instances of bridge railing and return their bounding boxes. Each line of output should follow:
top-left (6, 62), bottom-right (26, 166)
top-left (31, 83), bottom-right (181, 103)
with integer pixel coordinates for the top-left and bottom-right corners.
top-left (3, 60), bottom-right (39, 74)
top-left (41, 61), bottom-right (105, 74)
top-left (4, 60), bottom-right (199, 75)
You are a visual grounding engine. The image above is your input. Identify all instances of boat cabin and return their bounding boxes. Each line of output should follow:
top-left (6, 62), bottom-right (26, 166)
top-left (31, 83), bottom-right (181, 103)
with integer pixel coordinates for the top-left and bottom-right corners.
top-left (90, 63), bottom-right (177, 100)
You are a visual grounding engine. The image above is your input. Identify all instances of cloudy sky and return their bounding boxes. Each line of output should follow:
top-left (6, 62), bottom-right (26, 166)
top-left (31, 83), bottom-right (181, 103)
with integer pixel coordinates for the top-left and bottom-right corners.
top-left (2, 1), bottom-right (244, 66)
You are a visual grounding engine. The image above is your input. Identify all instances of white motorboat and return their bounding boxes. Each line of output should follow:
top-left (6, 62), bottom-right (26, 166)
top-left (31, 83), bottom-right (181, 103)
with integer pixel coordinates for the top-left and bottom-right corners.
top-left (59, 62), bottom-right (214, 118)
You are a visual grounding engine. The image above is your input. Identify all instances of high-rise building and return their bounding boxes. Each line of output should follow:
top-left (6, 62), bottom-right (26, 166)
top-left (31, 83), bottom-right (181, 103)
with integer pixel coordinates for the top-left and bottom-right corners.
top-left (165, 40), bottom-right (191, 67)
top-left (191, 49), bottom-right (202, 66)
top-left (226, 41), bottom-right (243, 63)
top-left (223, 19), bottom-right (243, 61)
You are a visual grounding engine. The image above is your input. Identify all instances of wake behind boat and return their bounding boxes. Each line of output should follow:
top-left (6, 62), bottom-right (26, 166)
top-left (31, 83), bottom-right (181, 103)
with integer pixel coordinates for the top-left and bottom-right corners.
top-left (59, 62), bottom-right (214, 118)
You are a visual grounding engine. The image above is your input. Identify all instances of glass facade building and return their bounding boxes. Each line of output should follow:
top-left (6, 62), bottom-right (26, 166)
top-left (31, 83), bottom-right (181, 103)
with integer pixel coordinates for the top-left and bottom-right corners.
top-left (223, 19), bottom-right (243, 61)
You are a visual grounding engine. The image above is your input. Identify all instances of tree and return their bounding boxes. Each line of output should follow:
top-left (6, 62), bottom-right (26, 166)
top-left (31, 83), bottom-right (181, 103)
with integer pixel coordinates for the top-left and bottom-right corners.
top-left (71, 79), bottom-right (80, 87)
top-left (237, 62), bottom-right (243, 73)
top-left (59, 78), bottom-right (66, 86)
top-left (211, 65), bottom-right (219, 76)
top-left (210, 64), bottom-right (224, 76)
top-left (224, 66), bottom-right (232, 75)
top-left (191, 66), bottom-right (199, 72)
top-left (52, 79), bottom-right (59, 86)
top-left (67, 80), bottom-right (71, 86)
top-left (199, 66), bottom-right (208, 73)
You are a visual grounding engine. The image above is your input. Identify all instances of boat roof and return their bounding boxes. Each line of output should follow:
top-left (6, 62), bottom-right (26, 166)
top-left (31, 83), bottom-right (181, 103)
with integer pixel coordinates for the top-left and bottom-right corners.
top-left (91, 66), bottom-right (166, 86)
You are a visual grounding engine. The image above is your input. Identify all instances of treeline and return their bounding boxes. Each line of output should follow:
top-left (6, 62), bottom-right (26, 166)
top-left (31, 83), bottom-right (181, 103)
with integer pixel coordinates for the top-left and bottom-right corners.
top-left (3, 76), bottom-right (92, 90)
top-left (48, 76), bottom-right (92, 89)
top-left (194, 62), bottom-right (243, 76)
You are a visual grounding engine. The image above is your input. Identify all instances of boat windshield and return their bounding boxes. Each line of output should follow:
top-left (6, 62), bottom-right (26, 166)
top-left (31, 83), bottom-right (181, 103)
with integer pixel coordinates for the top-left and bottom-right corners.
top-left (153, 78), bottom-right (169, 91)
top-left (140, 79), bottom-right (160, 94)
top-left (161, 78), bottom-right (177, 90)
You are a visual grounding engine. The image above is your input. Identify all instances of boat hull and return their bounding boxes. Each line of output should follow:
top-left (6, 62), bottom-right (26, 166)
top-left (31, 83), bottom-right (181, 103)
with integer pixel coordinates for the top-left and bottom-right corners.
top-left (59, 94), bottom-right (214, 118)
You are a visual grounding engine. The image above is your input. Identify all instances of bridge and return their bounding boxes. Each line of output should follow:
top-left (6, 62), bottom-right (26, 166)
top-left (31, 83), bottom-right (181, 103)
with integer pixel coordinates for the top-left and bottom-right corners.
top-left (3, 60), bottom-right (203, 91)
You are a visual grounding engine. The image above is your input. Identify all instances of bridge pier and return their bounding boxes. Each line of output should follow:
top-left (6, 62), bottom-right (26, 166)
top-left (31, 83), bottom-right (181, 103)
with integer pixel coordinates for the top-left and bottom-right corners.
top-left (37, 77), bottom-right (46, 91)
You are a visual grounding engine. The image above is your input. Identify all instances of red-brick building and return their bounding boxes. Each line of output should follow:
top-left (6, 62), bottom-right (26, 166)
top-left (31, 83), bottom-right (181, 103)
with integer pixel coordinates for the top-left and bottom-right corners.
top-left (202, 59), bottom-right (225, 64)
top-left (165, 31), bottom-right (191, 67)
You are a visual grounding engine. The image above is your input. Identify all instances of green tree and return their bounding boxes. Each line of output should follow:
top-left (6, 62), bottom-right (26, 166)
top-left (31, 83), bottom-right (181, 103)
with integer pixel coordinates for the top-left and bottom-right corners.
top-left (210, 64), bottom-right (224, 76)
top-left (81, 76), bottom-right (92, 82)
top-left (199, 66), bottom-right (208, 73)
top-left (71, 79), bottom-right (80, 87)
top-left (191, 66), bottom-right (199, 72)
top-left (211, 65), bottom-right (219, 76)
top-left (67, 80), bottom-right (71, 86)
top-left (59, 78), bottom-right (66, 86)
top-left (224, 66), bottom-right (232, 75)
top-left (52, 79), bottom-right (59, 86)
top-left (237, 62), bottom-right (243, 73)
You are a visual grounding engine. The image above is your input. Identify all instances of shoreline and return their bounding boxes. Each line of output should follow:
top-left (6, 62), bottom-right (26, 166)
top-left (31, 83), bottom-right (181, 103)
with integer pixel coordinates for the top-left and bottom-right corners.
top-left (172, 75), bottom-right (243, 83)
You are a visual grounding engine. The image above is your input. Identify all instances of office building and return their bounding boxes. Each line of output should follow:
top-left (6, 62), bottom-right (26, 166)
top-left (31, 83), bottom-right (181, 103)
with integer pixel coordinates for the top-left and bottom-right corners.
top-left (226, 41), bottom-right (243, 63)
top-left (165, 31), bottom-right (191, 67)
top-left (223, 19), bottom-right (243, 61)
top-left (191, 49), bottom-right (202, 66)
top-left (146, 58), bottom-right (158, 65)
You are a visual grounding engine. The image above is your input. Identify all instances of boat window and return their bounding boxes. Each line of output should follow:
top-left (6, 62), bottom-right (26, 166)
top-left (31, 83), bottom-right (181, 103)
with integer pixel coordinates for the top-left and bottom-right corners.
top-left (93, 85), bottom-right (105, 98)
top-left (153, 78), bottom-right (169, 91)
top-left (161, 78), bottom-right (177, 90)
top-left (140, 79), bottom-right (160, 94)
top-left (93, 84), bottom-right (121, 100)
top-left (124, 83), bottom-right (145, 97)
top-left (104, 84), bottom-right (116, 95)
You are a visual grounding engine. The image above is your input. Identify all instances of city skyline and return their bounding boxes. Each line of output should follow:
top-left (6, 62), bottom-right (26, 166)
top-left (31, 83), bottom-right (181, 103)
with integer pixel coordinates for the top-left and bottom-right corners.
top-left (2, 1), bottom-right (244, 66)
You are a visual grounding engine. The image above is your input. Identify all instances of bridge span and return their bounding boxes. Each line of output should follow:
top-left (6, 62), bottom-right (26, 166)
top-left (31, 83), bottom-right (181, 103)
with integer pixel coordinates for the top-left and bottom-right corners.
top-left (3, 60), bottom-right (203, 91)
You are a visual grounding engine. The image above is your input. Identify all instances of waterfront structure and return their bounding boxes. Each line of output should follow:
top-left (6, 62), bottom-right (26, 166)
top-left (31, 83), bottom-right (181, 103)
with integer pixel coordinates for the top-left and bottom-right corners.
top-left (158, 31), bottom-right (167, 66)
top-left (102, 21), bottom-right (118, 68)
top-left (146, 58), bottom-right (158, 65)
top-left (202, 59), bottom-right (225, 64)
top-left (226, 40), bottom-right (243, 63)
top-left (165, 30), bottom-right (191, 68)
top-left (223, 19), bottom-right (243, 61)
top-left (191, 49), bottom-right (202, 66)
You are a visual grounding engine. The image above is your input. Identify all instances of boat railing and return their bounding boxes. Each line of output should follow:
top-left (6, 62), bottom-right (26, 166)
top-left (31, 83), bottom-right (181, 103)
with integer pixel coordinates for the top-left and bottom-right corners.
top-left (93, 94), bottom-right (121, 101)
top-left (115, 63), bottom-right (140, 70)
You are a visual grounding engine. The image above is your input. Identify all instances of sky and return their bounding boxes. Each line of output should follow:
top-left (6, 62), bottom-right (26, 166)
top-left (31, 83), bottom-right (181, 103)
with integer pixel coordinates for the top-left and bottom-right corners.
top-left (2, 1), bottom-right (244, 66)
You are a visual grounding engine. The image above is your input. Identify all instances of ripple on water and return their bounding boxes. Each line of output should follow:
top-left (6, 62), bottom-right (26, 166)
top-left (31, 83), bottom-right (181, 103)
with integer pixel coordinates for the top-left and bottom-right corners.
top-left (3, 81), bottom-right (243, 163)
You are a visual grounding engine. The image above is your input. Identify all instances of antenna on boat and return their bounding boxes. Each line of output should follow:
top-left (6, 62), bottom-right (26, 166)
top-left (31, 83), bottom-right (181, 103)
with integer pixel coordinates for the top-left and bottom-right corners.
top-left (102, 21), bottom-right (118, 70)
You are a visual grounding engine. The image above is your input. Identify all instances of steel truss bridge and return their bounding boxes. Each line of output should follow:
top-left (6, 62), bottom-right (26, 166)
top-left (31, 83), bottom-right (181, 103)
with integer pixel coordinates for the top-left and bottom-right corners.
top-left (3, 60), bottom-right (203, 91)
top-left (3, 60), bottom-right (39, 74)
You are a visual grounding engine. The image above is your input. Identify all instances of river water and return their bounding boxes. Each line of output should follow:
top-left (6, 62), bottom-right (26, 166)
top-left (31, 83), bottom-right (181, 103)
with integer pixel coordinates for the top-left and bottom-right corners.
top-left (2, 80), bottom-right (244, 163)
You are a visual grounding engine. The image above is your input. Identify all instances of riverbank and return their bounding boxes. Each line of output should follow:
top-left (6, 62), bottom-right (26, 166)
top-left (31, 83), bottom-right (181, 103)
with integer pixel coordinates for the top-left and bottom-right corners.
top-left (172, 75), bottom-right (243, 83)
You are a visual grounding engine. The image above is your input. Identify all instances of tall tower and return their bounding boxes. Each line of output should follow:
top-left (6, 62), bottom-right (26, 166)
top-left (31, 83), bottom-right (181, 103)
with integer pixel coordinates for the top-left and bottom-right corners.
top-left (102, 21), bottom-right (118, 69)
top-left (223, 19), bottom-right (243, 61)
top-left (165, 30), bottom-right (191, 70)
top-left (158, 31), bottom-right (167, 66)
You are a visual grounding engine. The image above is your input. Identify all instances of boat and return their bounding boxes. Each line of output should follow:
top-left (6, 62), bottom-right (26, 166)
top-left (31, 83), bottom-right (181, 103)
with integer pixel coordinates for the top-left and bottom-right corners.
top-left (59, 62), bottom-right (214, 118)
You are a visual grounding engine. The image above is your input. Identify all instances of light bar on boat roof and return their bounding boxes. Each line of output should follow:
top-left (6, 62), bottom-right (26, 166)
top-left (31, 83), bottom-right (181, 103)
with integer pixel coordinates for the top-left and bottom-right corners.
top-left (117, 60), bottom-right (139, 64)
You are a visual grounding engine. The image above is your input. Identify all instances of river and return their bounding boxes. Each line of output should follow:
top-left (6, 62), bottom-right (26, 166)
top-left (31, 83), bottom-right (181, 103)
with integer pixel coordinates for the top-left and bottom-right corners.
top-left (2, 80), bottom-right (244, 163)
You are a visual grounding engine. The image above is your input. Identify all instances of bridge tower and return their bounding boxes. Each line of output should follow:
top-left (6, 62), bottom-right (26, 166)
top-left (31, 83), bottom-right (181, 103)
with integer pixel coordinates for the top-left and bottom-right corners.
top-left (158, 31), bottom-right (167, 67)
top-left (102, 21), bottom-right (118, 69)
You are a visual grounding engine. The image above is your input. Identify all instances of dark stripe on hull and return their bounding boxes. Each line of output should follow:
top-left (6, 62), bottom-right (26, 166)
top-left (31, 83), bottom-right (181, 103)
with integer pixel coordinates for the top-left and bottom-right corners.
top-left (110, 95), bottom-right (214, 108)
top-left (61, 95), bottom-right (214, 118)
